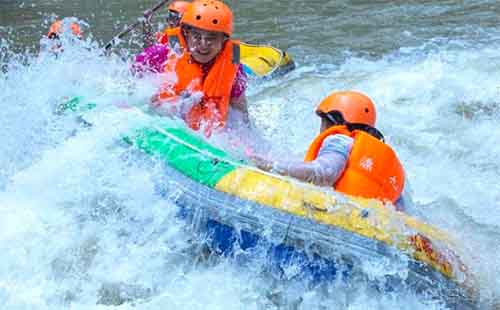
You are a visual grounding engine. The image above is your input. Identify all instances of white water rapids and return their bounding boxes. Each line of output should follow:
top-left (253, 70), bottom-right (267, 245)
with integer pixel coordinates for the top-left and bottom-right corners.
top-left (1, 16), bottom-right (500, 310)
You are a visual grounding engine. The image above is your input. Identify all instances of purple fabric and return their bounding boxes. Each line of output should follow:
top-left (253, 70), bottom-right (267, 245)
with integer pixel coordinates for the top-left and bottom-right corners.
top-left (133, 44), bottom-right (170, 74)
top-left (230, 64), bottom-right (248, 99)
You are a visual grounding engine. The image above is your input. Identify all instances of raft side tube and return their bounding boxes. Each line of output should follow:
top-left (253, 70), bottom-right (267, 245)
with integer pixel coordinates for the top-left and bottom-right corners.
top-left (154, 160), bottom-right (478, 310)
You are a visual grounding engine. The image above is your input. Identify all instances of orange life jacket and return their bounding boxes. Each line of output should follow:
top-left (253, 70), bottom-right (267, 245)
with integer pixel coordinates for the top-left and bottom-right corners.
top-left (158, 27), bottom-right (240, 134)
top-left (304, 125), bottom-right (405, 203)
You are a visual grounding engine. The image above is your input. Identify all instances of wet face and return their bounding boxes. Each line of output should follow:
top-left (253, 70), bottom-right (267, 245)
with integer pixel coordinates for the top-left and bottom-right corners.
top-left (184, 26), bottom-right (226, 64)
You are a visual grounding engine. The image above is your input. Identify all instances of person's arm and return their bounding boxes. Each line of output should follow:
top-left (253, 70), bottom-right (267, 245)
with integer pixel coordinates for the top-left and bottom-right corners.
top-left (252, 135), bottom-right (353, 187)
top-left (273, 154), bottom-right (348, 187)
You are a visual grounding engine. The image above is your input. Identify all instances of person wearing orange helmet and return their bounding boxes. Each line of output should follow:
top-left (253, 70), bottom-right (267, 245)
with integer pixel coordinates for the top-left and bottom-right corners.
top-left (47, 20), bottom-right (82, 39)
top-left (151, 1), bottom-right (191, 44)
top-left (134, 1), bottom-right (192, 74)
top-left (252, 91), bottom-right (408, 210)
top-left (150, 0), bottom-right (249, 136)
top-left (42, 19), bottom-right (83, 54)
top-left (166, 1), bottom-right (191, 29)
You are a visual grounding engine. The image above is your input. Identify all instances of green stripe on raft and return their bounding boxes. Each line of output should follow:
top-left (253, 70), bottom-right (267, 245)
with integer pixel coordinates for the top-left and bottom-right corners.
top-left (129, 122), bottom-right (237, 187)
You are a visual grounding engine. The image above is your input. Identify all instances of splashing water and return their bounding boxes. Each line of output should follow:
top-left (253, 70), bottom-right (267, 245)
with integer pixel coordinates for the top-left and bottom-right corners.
top-left (1, 13), bottom-right (500, 310)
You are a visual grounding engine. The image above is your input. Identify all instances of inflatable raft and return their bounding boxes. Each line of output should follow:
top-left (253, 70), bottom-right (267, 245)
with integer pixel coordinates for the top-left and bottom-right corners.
top-left (113, 114), bottom-right (478, 309)
top-left (57, 93), bottom-right (477, 307)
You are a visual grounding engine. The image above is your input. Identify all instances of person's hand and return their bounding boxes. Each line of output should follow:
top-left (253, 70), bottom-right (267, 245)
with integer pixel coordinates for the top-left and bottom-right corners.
top-left (249, 154), bottom-right (274, 172)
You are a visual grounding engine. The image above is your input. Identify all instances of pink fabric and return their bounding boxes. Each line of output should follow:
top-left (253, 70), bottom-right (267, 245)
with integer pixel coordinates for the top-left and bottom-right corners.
top-left (133, 44), bottom-right (170, 74)
top-left (230, 65), bottom-right (247, 99)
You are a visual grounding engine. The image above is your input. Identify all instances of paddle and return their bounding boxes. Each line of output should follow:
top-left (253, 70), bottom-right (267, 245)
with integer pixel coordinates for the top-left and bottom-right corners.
top-left (104, 0), bottom-right (171, 51)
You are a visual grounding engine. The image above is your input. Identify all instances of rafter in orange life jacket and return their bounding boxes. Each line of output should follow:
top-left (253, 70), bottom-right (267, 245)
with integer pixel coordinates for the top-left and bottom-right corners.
top-left (157, 27), bottom-right (240, 135)
top-left (305, 125), bottom-right (405, 204)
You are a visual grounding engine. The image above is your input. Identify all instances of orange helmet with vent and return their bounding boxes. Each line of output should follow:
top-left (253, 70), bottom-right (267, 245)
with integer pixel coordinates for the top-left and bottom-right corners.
top-left (181, 0), bottom-right (233, 36)
top-left (168, 1), bottom-right (191, 14)
top-left (316, 91), bottom-right (376, 127)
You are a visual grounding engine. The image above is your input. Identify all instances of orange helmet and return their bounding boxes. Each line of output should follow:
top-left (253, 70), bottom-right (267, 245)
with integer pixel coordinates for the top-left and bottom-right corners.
top-left (181, 0), bottom-right (233, 36)
top-left (168, 1), bottom-right (191, 14)
top-left (316, 91), bottom-right (376, 127)
top-left (47, 20), bottom-right (82, 38)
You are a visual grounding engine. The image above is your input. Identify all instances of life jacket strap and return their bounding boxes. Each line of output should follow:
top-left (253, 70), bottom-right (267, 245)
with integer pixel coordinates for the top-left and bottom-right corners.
top-left (232, 42), bottom-right (240, 65)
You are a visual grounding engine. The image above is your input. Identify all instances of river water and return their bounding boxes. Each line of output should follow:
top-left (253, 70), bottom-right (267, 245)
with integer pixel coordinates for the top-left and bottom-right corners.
top-left (1, 0), bottom-right (500, 309)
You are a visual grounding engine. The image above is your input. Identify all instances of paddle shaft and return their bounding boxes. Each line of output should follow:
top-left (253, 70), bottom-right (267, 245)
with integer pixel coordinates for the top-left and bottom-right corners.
top-left (104, 0), bottom-right (171, 50)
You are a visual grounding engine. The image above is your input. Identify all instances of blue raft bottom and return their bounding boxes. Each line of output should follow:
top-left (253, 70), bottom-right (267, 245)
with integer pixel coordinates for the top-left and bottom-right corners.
top-left (205, 218), bottom-right (350, 285)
